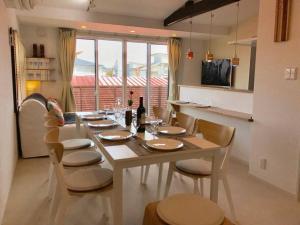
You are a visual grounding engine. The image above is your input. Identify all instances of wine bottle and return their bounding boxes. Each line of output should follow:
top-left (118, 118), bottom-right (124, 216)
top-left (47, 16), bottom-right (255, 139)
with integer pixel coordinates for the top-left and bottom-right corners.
top-left (137, 96), bottom-right (146, 133)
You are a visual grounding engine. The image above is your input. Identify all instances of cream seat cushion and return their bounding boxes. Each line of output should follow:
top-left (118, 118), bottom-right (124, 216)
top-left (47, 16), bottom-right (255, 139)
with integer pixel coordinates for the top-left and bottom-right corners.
top-left (65, 168), bottom-right (113, 192)
top-left (62, 139), bottom-right (92, 150)
top-left (176, 158), bottom-right (212, 176)
top-left (62, 150), bottom-right (102, 167)
top-left (157, 193), bottom-right (224, 225)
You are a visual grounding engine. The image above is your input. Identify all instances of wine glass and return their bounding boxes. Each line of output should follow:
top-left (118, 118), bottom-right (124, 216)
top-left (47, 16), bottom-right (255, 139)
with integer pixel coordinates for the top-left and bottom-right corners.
top-left (150, 116), bottom-right (160, 135)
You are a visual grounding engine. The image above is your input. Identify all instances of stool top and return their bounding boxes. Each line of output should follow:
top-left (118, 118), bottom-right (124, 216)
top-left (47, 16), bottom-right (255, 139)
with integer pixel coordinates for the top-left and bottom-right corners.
top-left (157, 194), bottom-right (224, 225)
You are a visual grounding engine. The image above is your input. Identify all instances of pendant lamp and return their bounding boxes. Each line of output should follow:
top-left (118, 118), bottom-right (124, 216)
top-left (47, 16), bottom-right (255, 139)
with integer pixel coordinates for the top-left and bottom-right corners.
top-left (187, 19), bottom-right (194, 60)
top-left (206, 12), bottom-right (214, 62)
top-left (232, 2), bottom-right (240, 66)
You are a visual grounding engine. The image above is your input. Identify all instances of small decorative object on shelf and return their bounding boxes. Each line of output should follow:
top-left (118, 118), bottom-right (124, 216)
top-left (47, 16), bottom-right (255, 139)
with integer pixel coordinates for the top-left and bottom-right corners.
top-left (26, 57), bottom-right (55, 81)
top-left (33, 44), bottom-right (38, 58)
top-left (40, 44), bottom-right (45, 58)
top-left (128, 91), bottom-right (134, 108)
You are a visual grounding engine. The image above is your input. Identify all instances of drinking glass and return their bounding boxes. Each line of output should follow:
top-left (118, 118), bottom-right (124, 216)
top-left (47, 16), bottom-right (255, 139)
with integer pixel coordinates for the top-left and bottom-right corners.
top-left (150, 117), bottom-right (160, 135)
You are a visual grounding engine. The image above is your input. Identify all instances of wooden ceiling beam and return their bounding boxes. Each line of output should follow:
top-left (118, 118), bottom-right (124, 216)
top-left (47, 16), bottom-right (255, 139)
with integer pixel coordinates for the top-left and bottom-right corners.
top-left (164, 0), bottom-right (240, 26)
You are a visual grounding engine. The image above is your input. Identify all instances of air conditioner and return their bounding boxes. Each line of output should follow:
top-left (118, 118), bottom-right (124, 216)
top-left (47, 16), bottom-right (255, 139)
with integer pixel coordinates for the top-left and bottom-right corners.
top-left (4, 0), bottom-right (41, 10)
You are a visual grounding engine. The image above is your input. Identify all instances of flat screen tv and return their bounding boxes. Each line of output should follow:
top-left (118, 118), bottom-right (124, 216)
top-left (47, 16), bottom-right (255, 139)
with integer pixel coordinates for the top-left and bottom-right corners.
top-left (201, 59), bottom-right (232, 87)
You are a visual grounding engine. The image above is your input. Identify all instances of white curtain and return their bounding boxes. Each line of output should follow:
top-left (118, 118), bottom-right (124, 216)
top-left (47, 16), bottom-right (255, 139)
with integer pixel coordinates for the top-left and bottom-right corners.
top-left (168, 38), bottom-right (182, 101)
top-left (58, 28), bottom-right (76, 112)
top-left (13, 30), bottom-right (27, 104)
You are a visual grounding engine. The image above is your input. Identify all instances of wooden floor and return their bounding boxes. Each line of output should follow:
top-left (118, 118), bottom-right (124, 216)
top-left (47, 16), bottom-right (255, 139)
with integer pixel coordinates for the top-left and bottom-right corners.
top-left (2, 157), bottom-right (300, 225)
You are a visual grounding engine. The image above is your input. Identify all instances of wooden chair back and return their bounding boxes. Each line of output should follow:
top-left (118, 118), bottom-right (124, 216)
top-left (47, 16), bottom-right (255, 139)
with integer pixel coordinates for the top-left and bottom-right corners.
top-left (44, 111), bottom-right (57, 121)
top-left (44, 127), bottom-right (64, 163)
top-left (44, 118), bottom-right (60, 130)
top-left (173, 112), bottom-right (197, 135)
top-left (196, 119), bottom-right (235, 147)
top-left (44, 128), bottom-right (68, 195)
top-left (153, 106), bottom-right (171, 124)
top-left (196, 119), bottom-right (235, 171)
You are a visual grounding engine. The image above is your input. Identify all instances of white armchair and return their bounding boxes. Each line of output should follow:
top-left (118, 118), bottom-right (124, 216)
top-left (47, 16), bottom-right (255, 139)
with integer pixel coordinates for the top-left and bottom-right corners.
top-left (19, 94), bottom-right (85, 158)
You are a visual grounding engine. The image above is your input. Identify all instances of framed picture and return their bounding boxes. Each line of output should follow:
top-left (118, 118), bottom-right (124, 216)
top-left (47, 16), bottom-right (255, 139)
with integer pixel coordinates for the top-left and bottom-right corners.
top-left (274, 0), bottom-right (291, 42)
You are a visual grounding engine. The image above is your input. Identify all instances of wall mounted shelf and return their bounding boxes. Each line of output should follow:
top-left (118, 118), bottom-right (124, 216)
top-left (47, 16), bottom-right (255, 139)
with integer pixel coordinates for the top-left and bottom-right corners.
top-left (228, 37), bottom-right (257, 46)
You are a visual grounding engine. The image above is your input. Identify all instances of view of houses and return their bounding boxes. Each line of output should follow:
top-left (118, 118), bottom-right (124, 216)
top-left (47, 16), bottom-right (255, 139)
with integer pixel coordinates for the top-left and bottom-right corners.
top-left (72, 46), bottom-right (169, 112)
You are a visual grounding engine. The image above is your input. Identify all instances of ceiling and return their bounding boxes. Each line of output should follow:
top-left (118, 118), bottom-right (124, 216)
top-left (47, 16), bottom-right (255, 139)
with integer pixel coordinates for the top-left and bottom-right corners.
top-left (13, 0), bottom-right (260, 39)
top-left (40, 0), bottom-right (260, 26)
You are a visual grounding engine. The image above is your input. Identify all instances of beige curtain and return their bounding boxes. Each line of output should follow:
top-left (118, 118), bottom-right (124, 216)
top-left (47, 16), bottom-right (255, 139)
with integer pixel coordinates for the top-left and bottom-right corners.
top-left (167, 38), bottom-right (182, 101)
top-left (13, 30), bottom-right (26, 104)
top-left (58, 28), bottom-right (76, 112)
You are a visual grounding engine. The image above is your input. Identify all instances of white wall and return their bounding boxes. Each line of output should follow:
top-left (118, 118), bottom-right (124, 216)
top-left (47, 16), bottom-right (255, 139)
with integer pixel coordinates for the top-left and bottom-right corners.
top-left (0, 2), bottom-right (18, 224)
top-left (177, 37), bottom-right (206, 86)
top-left (250, 0), bottom-right (300, 195)
top-left (20, 24), bottom-right (62, 99)
top-left (179, 85), bottom-right (253, 163)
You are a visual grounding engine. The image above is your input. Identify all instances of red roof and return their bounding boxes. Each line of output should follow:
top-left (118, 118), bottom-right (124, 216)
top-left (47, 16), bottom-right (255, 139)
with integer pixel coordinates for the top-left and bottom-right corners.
top-left (72, 75), bottom-right (168, 87)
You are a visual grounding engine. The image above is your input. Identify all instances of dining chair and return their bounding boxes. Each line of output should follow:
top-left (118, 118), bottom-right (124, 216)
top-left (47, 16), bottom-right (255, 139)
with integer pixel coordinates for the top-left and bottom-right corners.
top-left (171, 111), bottom-right (197, 135)
top-left (164, 119), bottom-right (236, 220)
top-left (140, 106), bottom-right (173, 183)
top-left (152, 106), bottom-right (172, 124)
top-left (44, 127), bottom-right (113, 225)
top-left (143, 194), bottom-right (236, 225)
top-left (141, 111), bottom-right (197, 200)
top-left (44, 118), bottom-right (103, 201)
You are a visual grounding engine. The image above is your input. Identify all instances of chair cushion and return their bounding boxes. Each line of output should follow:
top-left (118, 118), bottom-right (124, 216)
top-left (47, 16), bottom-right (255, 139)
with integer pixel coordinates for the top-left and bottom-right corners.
top-left (143, 201), bottom-right (234, 225)
top-left (62, 150), bottom-right (102, 167)
top-left (176, 159), bottom-right (212, 176)
top-left (47, 98), bottom-right (64, 126)
top-left (65, 167), bottom-right (113, 192)
top-left (62, 138), bottom-right (92, 150)
top-left (157, 194), bottom-right (224, 225)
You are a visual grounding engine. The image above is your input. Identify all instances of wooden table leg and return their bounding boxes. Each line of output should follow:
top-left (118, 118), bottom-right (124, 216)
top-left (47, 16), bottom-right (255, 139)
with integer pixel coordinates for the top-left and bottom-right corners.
top-left (113, 166), bottom-right (123, 225)
top-left (210, 150), bottom-right (222, 203)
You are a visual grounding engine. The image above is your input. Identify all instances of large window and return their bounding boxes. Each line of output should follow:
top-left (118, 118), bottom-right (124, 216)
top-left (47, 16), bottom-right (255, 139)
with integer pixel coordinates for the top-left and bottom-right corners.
top-left (126, 42), bottom-right (147, 109)
top-left (73, 38), bottom-right (168, 114)
top-left (72, 39), bottom-right (96, 111)
top-left (98, 40), bottom-right (123, 109)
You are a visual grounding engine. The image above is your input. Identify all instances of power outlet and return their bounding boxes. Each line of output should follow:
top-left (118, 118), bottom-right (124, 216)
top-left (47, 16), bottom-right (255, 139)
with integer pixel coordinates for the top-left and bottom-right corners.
top-left (260, 158), bottom-right (267, 170)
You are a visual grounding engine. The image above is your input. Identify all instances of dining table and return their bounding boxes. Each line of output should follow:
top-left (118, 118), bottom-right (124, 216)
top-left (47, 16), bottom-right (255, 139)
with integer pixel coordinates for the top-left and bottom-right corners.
top-left (75, 111), bottom-right (222, 225)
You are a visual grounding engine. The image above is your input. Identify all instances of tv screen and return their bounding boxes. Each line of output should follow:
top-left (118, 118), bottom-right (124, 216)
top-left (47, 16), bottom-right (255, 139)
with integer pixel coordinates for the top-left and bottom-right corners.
top-left (201, 59), bottom-right (232, 86)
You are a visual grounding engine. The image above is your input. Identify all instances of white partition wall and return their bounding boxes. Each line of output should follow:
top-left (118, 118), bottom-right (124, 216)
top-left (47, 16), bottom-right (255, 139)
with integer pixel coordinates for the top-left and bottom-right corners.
top-left (179, 85), bottom-right (253, 114)
top-left (178, 85), bottom-right (254, 164)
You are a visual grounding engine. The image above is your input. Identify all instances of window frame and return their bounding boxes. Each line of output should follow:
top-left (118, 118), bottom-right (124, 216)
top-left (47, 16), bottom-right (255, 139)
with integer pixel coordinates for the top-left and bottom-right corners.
top-left (74, 35), bottom-right (168, 114)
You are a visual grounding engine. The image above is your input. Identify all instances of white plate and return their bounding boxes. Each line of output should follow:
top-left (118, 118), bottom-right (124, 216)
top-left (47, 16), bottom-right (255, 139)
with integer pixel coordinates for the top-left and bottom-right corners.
top-left (158, 126), bottom-right (186, 135)
top-left (88, 120), bottom-right (118, 128)
top-left (98, 130), bottom-right (132, 141)
top-left (146, 138), bottom-right (183, 151)
top-left (82, 114), bottom-right (106, 121)
top-left (145, 118), bottom-right (163, 125)
top-left (62, 139), bottom-right (92, 150)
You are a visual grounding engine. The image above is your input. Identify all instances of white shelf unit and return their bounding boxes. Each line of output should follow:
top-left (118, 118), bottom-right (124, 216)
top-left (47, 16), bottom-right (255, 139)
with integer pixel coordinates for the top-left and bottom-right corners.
top-left (26, 57), bottom-right (55, 81)
top-left (228, 37), bottom-right (257, 46)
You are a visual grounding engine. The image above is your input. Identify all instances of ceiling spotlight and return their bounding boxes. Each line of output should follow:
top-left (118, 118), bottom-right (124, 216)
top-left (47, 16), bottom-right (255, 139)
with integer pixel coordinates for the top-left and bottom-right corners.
top-left (130, 30), bottom-right (136, 33)
top-left (81, 25), bottom-right (87, 29)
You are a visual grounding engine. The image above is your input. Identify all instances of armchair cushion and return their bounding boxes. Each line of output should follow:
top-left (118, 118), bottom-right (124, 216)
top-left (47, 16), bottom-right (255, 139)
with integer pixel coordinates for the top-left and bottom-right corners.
top-left (47, 98), bottom-right (64, 126)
